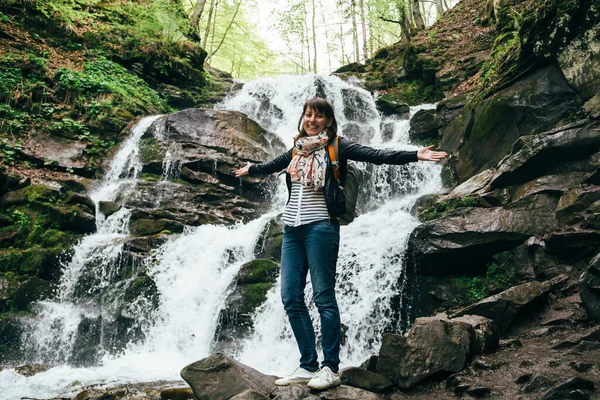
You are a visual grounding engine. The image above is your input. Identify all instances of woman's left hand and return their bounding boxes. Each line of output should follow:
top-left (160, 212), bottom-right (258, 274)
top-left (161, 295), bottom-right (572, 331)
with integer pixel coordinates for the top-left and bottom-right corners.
top-left (417, 145), bottom-right (448, 162)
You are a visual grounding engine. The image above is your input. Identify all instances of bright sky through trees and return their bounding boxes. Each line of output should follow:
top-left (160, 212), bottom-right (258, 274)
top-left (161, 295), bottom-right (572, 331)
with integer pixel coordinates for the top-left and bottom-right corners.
top-left (187, 0), bottom-right (459, 79)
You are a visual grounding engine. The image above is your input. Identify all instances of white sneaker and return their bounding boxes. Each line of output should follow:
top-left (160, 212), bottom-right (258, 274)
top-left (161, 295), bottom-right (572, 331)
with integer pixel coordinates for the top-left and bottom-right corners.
top-left (307, 366), bottom-right (341, 390)
top-left (275, 367), bottom-right (317, 386)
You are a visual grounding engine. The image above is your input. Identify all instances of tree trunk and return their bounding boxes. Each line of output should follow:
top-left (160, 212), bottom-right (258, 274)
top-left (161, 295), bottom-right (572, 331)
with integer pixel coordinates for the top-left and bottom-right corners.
top-left (319, 0), bottom-right (332, 72)
top-left (209, 0), bottom-right (241, 60)
top-left (311, 0), bottom-right (317, 73)
top-left (412, 0), bottom-right (425, 29)
top-left (351, 0), bottom-right (359, 63)
top-left (335, 1), bottom-right (346, 66)
top-left (202, 0), bottom-right (216, 48)
top-left (359, 0), bottom-right (368, 63)
top-left (435, 0), bottom-right (444, 19)
top-left (303, 2), bottom-right (311, 72)
top-left (190, 0), bottom-right (207, 30)
top-left (396, 0), bottom-right (411, 45)
top-left (208, 0), bottom-right (219, 60)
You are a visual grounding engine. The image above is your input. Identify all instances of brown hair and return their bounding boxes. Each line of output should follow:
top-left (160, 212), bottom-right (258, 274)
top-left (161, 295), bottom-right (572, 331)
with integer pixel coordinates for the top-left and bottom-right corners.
top-left (296, 97), bottom-right (338, 142)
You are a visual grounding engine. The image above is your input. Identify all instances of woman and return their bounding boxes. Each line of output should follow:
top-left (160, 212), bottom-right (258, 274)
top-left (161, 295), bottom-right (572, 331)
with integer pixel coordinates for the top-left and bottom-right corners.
top-left (235, 97), bottom-right (447, 390)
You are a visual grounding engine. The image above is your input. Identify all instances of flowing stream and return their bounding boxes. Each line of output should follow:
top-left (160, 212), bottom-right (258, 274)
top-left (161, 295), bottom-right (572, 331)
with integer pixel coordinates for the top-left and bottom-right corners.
top-left (0, 74), bottom-right (443, 399)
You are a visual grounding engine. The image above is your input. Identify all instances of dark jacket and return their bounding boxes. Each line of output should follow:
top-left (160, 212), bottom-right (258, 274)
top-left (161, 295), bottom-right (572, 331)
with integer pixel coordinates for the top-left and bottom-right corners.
top-left (248, 136), bottom-right (419, 218)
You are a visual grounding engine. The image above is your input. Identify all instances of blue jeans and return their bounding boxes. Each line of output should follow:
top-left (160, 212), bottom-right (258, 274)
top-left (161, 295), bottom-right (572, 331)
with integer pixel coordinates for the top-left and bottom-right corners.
top-left (280, 219), bottom-right (341, 373)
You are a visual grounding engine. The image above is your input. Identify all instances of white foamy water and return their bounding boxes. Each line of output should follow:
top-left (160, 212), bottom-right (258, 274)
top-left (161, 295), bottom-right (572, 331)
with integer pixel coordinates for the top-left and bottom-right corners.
top-left (1, 75), bottom-right (444, 399)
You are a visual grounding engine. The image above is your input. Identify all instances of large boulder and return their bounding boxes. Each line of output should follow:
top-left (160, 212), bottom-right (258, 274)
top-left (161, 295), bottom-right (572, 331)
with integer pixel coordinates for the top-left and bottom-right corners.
top-left (409, 109), bottom-right (443, 143)
top-left (339, 367), bottom-right (393, 393)
top-left (450, 280), bottom-right (551, 334)
top-left (580, 252), bottom-right (600, 322)
top-left (376, 317), bottom-right (474, 389)
top-left (180, 353), bottom-right (276, 400)
top-left (440, 66), bottom-right (582, 184)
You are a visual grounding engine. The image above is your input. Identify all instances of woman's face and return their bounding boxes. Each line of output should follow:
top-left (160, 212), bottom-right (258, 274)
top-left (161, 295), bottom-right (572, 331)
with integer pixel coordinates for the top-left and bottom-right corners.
top-left (303, 107), bottom-right (332, 136)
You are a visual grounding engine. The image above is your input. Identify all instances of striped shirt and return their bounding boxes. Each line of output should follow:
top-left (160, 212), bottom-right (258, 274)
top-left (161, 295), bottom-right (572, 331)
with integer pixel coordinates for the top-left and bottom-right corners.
top-left (282, 183), bottom-right (330, 227)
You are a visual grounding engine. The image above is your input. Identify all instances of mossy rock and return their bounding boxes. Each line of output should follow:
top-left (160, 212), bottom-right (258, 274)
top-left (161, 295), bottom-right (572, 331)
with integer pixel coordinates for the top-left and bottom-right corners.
top-left (129, 218), bottom-right (184, 236)
top-left (98, 201), bottom-right (121, 218)
top-left (237, 259), bottom-right (279, 285)
top-left (12, 278), bottom-right (54, 311)
top-left (0, 247), bottom-right (68, 279)
top-left (138, 138), bottom-right (165, 164)
top-left (254, 216), bottom-right (284, 262)
top-left (123, 275), bottom-right (158, 307)
top-left (377, 96), bottom-right (410, 116)
top-left (1, 185), bottom-right (59, 207)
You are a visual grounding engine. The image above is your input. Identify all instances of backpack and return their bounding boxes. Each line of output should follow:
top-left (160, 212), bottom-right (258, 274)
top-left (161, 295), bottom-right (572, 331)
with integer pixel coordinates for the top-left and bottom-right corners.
top-left (292, 137), bottom-right (363, 225)
top-left (327, 137), bottom-right (363, 225)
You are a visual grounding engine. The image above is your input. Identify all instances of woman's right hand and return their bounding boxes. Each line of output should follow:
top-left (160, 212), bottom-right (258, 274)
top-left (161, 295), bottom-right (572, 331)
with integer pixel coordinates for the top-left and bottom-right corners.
top-left (235, 162), bottom-right (251, 177)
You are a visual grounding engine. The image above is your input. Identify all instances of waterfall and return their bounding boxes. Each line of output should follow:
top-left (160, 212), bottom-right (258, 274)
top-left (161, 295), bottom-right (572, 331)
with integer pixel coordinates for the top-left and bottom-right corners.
top-left (0, 75), bottom-right (443, 399)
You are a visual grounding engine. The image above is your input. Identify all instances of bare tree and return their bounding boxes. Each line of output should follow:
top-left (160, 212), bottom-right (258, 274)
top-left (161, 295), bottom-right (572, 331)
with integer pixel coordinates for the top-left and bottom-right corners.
top-left (351, 0), bottom-right (360, 63)
top-left (207, 0), bottom-right (242, 62)
top-left (202, 0), bottom-right (216, 48)
top-left (311, 0), bottom-right (317, 73)
top-left (359, 0), bottom-right (368, 62)
top-left (190, 0), bottom-right (207, 30)
top-left (411, 0), bottom-right (425, 29)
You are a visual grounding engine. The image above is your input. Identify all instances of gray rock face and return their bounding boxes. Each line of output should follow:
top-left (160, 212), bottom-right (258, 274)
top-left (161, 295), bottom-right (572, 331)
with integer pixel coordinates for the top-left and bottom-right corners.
top-left (180, 353), bottom-right (276, 400)
top-left (230, 389), bottom-right (271, 400)
top-left (580, 252), bottom-right (600, 322)
top-left (441, 65), bottom-right (582, 184)
top-left (124, 108), bottom-right (286, 235)
top-left (450, 280), bottom-right (551, 334)
top-left (409, 109), bottom-right (443, 143)
top-left (339, 367), bottom-right (393, 393)
top-left (376, 317), bottom-right (473, 389)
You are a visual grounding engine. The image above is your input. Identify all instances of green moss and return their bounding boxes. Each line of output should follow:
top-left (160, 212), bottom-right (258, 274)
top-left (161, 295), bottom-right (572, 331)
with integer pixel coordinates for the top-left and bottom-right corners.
top-left (384, 80), bottom-right (442, 106)
top-left (139, 172), bottom-right (163, 182)
top-left (138, 138), bottom-right (164, 164)
top-left (449, 276), bottom-right (489, 306)
top-left (240, 259), bottom-right (278, 285)
top-left (23, 185), bottom-right (58, 203)
top-left (419, 196), bottom-right (479, 221)
top-left (241, 283), bottom-right (272, 313)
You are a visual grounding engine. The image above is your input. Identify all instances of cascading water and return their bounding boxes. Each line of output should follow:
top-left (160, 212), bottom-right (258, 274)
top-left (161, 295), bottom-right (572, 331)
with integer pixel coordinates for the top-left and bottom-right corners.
top-left (1, 74), bottom-right (444, 399)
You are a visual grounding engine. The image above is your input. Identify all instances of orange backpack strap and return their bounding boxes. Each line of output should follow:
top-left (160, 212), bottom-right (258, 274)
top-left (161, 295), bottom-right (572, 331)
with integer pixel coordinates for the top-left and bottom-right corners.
top-left (327, 136), bottom-right (340, 182)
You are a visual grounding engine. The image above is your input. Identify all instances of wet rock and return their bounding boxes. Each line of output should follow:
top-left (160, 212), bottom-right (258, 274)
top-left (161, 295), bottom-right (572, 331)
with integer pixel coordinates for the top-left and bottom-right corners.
top-left (12, 278), bottom-right (53, 311)
top-left (540, 377), bottom-right (596, 400)
top-left (341, 122), bottom-right (376, 145)
top-left (437, 94), bottom-right (470, 126)
top-left (98, 201), bottom-right (121, 218)
top-left (377, 317), bottom-right (472, 389)
top-left (160, 387), bottom-right (195, 400)
top-left (450, 280), bottom-right (551, 334)
top-left (409, 109), bottom-right (443, 143)
top-left (339, 367), bottom-right (393, 392)
top-left (180, 353), bottom-right (276, 400)
top-left (318, 385), bottom-right (383, 399)
top-left (584, 92), bottom-right (600, 119)
top-left (441, 66), bottom-right (583, 184)
top-left (579, 252), bottom-right (600, 322)
top-left (14, 364), bottom-right (50, 377)
top-left (230, 389), bottom-right (270, 400)
top-left (253, 215), bottom-right (284, 262)
top-left (376, 96), bottom-right (410, 116)
top-left (213, 259), bottom-right (280, 350)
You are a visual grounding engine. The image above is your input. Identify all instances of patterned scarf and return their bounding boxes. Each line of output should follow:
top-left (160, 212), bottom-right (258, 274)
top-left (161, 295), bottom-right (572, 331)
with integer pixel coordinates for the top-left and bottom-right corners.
top-left (287, 132), bottom-right (329, 190)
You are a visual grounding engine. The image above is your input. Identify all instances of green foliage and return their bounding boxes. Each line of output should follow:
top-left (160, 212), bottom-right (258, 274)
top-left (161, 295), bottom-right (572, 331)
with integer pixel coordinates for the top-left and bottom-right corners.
top-left (54, 57), bottom-right (169, 113)
top-left (0, 137), bottom-right (24, 165)
top-left (479, 31), bottom-right (520, 88)
top-left (450, 251), bottom-right (519, 307)
top-left (241, 283), bottom-right (272, 312)
top-left (420, 196), bottom-right (479, 221)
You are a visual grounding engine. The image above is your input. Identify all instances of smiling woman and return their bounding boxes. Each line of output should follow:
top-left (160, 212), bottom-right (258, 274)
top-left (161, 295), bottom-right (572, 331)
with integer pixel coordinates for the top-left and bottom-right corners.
top-left (234, 96), bottom-right (447, 389)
